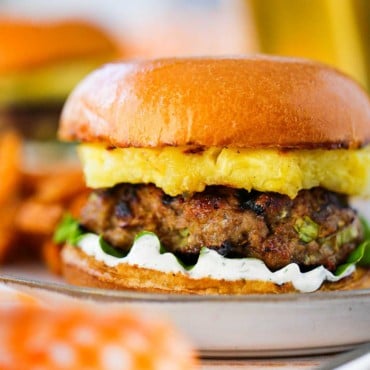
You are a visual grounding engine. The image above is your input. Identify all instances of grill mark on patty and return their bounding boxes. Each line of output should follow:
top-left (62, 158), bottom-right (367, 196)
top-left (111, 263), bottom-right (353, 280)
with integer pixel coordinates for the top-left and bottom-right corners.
top-left (237, 189), bottom-right (266, 215)
top-left (115, 201), bottom-right (131, 217)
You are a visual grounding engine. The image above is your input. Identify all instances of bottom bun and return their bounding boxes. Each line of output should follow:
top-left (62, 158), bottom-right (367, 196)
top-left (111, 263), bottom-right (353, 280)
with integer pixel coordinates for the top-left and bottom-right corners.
top-left (61, 245), bottom-right (370, 294)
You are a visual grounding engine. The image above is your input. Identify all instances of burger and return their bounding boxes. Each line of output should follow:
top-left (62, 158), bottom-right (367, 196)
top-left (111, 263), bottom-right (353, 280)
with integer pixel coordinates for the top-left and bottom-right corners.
top-left (56, 56), bottom-right (370, 294)
top-left (0, 18), bottom-right (118, 140)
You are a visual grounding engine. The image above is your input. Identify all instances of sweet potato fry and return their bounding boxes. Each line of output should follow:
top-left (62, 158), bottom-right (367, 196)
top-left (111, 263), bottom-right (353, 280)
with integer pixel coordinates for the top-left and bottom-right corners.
top-left (15, 201), bottom-right (63, 235)
top-left (19, 171), bottom-right (49, 197)
top-left (68, 189), bottom-right (90, 218)
top-left (32, 169), bottom-right (85, 203)
top-left (42, 240), bottom-right (63, 275)
top-left (0, 131), bottom-right (22, 261)
top-left (0, 131), bottom-right (22, 205)
top-left (0, 202), bottom-right (18, 262)
top-left (0, 132), bottom-right (88, 268)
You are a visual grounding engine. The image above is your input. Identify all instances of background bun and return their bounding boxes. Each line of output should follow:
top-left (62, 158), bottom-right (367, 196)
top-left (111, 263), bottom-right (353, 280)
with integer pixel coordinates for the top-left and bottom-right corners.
top-left (62, 245), bottom-right (370, 294)
top-left (60, 56), bottom-right (370, 149)
top-left (0, 19), bottom-right (117, 72)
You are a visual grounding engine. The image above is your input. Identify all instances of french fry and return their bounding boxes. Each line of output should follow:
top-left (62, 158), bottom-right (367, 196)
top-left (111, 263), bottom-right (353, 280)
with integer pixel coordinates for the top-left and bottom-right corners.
top-left (0, 131), bottom-right (22, 261)
top-left (15, 201), bottom-right (63, 235)
top-left (40, 189), bottom-right (90, 274)
top-left (67, 189), bottom-right (90, 218)
top-left (42, 240), bottom-right (63, 275)
top-left (0, 233), bottom-right (13, 262)
top-left (0, 131), bottom-right (22, 205)
top-left (19, 171), bottom-right (49, 197)
top-left (0, 202), bottom-right (18, 263)
top-left (32, 169), bottom-right (85, 204)
top-left (0, 131), bottom-right (88, 269)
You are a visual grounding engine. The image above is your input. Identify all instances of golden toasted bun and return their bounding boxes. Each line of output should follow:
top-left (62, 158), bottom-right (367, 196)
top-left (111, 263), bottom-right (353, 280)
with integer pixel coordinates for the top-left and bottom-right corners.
top-left (61, 245), bottom-right (370, 294)
top-left (0, 18), bottom-right (118, 73)
top-left (59, 56), bottom-right (370, 150)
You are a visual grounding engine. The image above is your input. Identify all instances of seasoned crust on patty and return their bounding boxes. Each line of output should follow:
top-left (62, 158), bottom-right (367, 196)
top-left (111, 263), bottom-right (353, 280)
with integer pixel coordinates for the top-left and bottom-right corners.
top-left (80, 185), bottom-right (363, 272)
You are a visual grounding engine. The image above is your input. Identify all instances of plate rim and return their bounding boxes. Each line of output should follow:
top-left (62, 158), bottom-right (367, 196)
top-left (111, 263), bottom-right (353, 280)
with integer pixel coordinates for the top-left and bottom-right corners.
top-left (1, 272), bottom-right (370, 303)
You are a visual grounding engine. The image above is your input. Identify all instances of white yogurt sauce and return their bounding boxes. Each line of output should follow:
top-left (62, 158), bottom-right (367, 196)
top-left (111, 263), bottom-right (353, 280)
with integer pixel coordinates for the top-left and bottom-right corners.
top-left (78, 233), bottom-right (355, 293)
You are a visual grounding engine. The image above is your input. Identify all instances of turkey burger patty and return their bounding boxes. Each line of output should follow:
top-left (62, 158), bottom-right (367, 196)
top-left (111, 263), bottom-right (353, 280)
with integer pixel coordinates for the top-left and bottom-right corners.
top-left (81, 184), bottom-right (362, 272)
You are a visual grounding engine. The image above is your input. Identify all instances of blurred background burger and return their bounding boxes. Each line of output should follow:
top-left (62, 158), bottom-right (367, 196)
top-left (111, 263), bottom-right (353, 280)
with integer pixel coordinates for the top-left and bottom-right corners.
top-left (0, 18), bottom-right (119, 140)
top-left (1, 0), bottom-right (368, 87)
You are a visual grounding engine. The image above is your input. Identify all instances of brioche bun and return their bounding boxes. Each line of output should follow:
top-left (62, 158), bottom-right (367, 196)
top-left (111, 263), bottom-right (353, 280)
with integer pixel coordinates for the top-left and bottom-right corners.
top-left (61, 245), bottom-right (370, 294)
top-left (0, 18), bottom-right (118, 73)
top-left (60, 56), bottom-right (370, 149)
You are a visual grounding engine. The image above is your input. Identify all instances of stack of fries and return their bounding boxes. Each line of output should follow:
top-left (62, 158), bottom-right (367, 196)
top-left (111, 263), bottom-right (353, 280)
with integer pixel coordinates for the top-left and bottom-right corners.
top-left (0, 130), bottom-right (89, 273)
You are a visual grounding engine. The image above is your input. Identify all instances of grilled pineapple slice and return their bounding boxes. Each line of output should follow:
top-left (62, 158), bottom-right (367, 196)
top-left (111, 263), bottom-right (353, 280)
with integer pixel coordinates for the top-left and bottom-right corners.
top-left (79, 144), bottom-right (370, 198)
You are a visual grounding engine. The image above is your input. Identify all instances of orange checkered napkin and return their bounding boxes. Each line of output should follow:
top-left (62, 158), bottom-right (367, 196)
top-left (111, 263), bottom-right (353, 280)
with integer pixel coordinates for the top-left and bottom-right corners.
top-left (0, 284), bottom-right (198, 370)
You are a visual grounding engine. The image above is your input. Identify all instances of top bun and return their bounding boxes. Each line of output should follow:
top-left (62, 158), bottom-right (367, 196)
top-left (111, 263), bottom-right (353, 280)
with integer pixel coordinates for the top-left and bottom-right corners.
top-left (59, 56), bottom-right (370, 150)
top-left (0, 19), bottom-right (118, 73)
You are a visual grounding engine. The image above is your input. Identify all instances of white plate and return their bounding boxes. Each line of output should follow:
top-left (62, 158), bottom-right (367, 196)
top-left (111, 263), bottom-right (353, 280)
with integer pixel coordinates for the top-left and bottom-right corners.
top-left (1, 264), bottom-right (370, 358)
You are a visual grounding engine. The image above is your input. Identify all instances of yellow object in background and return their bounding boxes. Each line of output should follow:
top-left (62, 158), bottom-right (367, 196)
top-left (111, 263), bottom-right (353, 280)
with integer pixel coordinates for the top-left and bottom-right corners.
top-left (354, 0), bottom-right (370, 89)
top-left (250, 0), bottom-right (368, 90)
